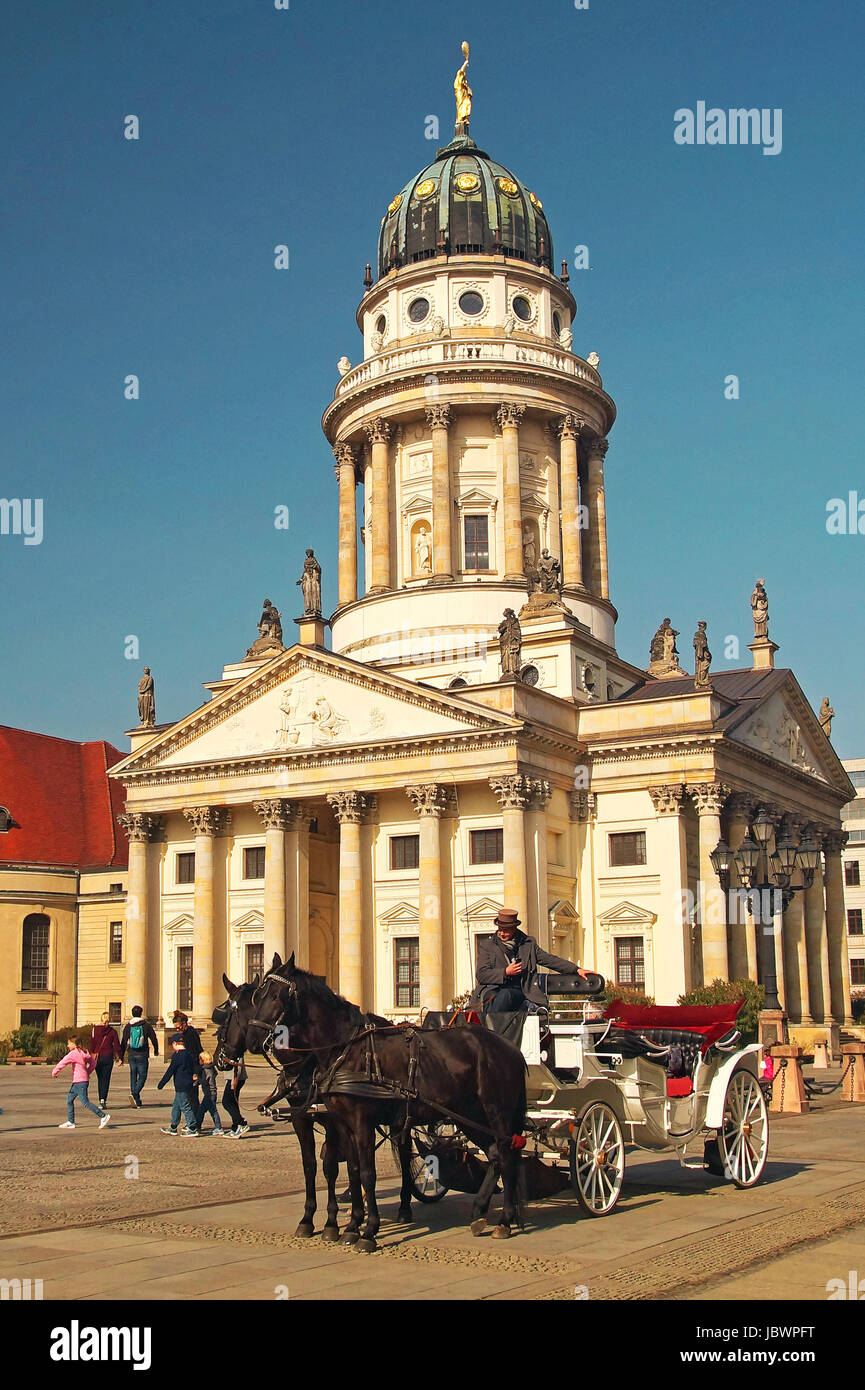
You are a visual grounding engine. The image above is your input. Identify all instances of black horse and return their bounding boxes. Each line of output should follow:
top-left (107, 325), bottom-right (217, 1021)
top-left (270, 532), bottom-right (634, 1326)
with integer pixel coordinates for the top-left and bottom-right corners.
top-left (212, 974), bottom-right (348, 1241)
top-left (246, 953), bottom-right (528, 1251)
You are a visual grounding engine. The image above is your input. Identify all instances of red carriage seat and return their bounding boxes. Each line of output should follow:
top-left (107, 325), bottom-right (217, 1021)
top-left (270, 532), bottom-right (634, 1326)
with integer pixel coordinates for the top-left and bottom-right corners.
top-left (603, 1000), bottom-right (743, 1057)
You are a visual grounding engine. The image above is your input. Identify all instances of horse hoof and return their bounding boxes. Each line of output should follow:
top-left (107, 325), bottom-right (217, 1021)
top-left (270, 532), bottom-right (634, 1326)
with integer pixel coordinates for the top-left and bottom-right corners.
top-left (294, 1223), bottom-right (315, 1239)
top-left (340, 1231), bottom-right (360, 1246)
top-left (470, 1218), bottom-right (487, 1237)
top-left (356, 1238), bottom-right (377, 1253)
top-left (397, 1207), bottom-right (412, 1224)
top-left (321, 1226), bottom-right (340, 1243)
top-left (491, 1224), bottom-right (511, 1240)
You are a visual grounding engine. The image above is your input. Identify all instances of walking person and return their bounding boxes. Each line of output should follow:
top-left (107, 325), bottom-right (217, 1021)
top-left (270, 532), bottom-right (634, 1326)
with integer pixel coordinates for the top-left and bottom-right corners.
top-left (171, 1010), bottom-right (203, 1063)
top-left (119, 1006), bottom-right (160, 1108)
top-left (52, 1037), bottom-right (110, 1130)
top-left (89, 1013), bottom-right (122, 1108)
top-left (157, 1035), bottom-right (200, 1137)
top-left (221, 1057), bottom-right (249, 1137)
top-left (195, 1052), bottom-right (224, 1135)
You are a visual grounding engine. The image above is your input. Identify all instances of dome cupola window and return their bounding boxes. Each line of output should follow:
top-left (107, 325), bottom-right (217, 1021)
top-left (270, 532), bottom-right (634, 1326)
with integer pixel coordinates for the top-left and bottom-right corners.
top-left (407, 296), bottom-right (431, 324)
top-left (512, 295), bottom-right (533, 322)
top-left (458, 290), bottom-right (485, 316)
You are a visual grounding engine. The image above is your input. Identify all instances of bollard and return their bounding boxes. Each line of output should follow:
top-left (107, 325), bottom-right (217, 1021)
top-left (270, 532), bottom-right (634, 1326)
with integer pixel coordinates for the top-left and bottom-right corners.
top-left (812, 1040), bottom-right (829, 1070)
top-left (841, 1042), bottom-right (865, 1103)
top-left (769, 1045), bottom-right (809, 1114)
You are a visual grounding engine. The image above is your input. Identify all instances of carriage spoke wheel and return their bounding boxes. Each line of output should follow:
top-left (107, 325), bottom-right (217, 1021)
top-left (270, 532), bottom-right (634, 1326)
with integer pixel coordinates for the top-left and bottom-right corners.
top-left (714, 1069), bottom-right (768, 1188)
top-left (408, 1124), bottom-right (455, 1203)
top-left (569, 1102), bottom-right (625, 1217)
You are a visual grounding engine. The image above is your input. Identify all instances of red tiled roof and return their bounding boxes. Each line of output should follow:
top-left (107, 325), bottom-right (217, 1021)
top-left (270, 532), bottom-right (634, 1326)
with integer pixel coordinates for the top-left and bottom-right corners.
top-left (0, 726), bottom-right (128, 869)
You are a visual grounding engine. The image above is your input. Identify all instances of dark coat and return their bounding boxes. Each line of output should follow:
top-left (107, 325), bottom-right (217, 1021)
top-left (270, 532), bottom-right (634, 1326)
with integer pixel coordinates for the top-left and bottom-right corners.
top-left (157, 1049), bottom-right (197, 1093)
top-left (469, 930), bottom-right (579, 1009)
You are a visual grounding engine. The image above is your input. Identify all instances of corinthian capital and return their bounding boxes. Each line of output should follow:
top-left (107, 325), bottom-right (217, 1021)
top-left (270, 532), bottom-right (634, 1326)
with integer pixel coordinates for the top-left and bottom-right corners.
top-left (424, 404), bottom-right (452, 432)
top-left (557, 413), bottom-right (586, 441)
top-left (689, 782), bottom-right (730, 817)
top-left (489, 774), bottom-right (534, 811)
top-left (253, 798), bottom-right (295, 831)
top-left (495, 403), bottom-right (526, 432)
top-left (569, 790), bottom-right (596, 823)
top-left (182, 806), bottom-right (230, 837)
top-left (333, 442), bottom-right (357, 471)
top-left (527, 778), bottom-right (553, 812)
top-left (648, 784), bottom-right (687, 816)
top-left (586, 435), bottom-right (609, 459)
top-left (405, 784), bottom-right (449, 818)
top-left (725, 791), bottom-right (755, 822)
top-left (823, 829), bottom-right (848, 857)
top-left (327, 791), bottom-right (374, 825)
top-left (117, 811), bottom-right (164, 843)
top-left (364, 417), bottom-right (392, 445)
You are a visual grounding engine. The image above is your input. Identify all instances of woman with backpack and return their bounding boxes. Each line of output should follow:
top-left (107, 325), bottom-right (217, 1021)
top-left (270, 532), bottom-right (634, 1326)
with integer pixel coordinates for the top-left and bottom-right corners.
top-left (119, 1005), bottom-right (160, 1108)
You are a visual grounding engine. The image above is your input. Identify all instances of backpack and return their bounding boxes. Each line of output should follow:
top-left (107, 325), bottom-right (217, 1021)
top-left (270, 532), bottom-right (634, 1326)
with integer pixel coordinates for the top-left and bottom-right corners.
top-left (129, 1021), bottom-right (145, 1050)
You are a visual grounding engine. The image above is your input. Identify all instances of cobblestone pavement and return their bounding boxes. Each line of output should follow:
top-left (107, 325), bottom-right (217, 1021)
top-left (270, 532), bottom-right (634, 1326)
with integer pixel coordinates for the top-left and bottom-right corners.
top-left (2, 1061), bottom-right (864, 1300)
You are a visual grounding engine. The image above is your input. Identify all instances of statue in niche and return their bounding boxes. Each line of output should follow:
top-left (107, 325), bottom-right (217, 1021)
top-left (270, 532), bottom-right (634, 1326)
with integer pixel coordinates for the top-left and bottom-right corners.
top-left (414, 525), bottom-right (432, 574)
top-left (137, 668), bottom-right (156, 727)
top-left (522, 525), bottom-right (537, 574)
top-left (298, 550), bottom-right (322, 617)
top-left (498, 608), bottom-right (522, 678)
top-left (693, 621), bottom-right (712, 689)
top-left (751, 578), bottom-right (769, 639)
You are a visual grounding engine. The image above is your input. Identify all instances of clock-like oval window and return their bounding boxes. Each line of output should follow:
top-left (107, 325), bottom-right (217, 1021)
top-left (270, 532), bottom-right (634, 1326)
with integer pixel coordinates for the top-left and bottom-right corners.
top-left (408, 297), bottom-right (430, 324)
top-left (552, 312), bottom-right (562, 335)
top-left (458, 290), bottom-right (484, 316)
top-left (512, 295), bottom-right (532, 322)
top-left (375, 314), bottom-right (386, 335)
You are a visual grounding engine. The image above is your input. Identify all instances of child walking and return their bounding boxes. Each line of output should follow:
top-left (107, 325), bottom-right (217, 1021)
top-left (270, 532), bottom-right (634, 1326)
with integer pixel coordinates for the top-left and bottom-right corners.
top-left (52, 1038), bottom-right (110, 1129)
top-left (157, 1035), bottom-right (200, 1136)
top-left (195, 1052), bottom-right (224, 1135)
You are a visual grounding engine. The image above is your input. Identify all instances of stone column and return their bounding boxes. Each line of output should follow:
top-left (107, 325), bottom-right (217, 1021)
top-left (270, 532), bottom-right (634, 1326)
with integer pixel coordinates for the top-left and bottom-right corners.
top-left (825, 830), bottom-right (854, 1025)
top-left (290, 806), bottom-right (313, 971)
top-left (182, 807), bottom-right (229, 1024)
top-left (526, 779), bottom-right (553, 948)
top-left (327, 792), bottom-right (371, 1005)
top-left (489, 774), bottom-right (532, 927)
top-left (333, 443), bottom-right (358, 607)
top-left (726, 793), bottom-right (757, 980)
top-left (496, 403), bottom-right (526, 581)
top-left (804, 830), bottom-right (832, 1023)
top-left (557, 414), bottom-right (585, 589)
top-left (783, 891), bottom-right (812, 1024)
top-left (771, 891), bottom-right (787, 1012)
top-left (406, 785), bottom-right (449, 1012)
top-left (365, 417), bottom-right (392, 593)
top-left (253, 799), bottom-right (292, 968)
top-left (585, 436), bottom-right (610, 599)
top-left (648, 785), bottom-right (690, 997)
top-left (425, 404), bottom-right (453, 582)
top-left (690, 783), bottom-right (730, 985)
top-left (117, 812), bottom-right (163, 1019)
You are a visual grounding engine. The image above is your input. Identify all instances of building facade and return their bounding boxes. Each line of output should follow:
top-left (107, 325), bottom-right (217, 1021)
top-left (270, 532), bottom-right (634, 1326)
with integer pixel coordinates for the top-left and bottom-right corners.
top-left (842, 758), bottom-right (865, 996)
top-left (109, 76), bottom-right (855, 1048)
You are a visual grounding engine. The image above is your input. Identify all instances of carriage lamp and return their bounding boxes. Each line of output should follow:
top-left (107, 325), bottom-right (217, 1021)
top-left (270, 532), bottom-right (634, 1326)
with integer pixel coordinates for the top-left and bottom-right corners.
top-left (709, 838), bottom-right (734, 891)
top-left (769, 835), bottom-right (799, 890)
top-left (732, 834), bottom-right (760, 889)
top-left (751, 808), bottom-right (776, 847)
top-left (794, 833), bottom-right (820, 888)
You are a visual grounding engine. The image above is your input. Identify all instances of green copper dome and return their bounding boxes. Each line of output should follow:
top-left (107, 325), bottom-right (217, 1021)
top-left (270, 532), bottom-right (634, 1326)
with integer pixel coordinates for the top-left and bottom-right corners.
top-left (377, 135), bottom-right (553, 281)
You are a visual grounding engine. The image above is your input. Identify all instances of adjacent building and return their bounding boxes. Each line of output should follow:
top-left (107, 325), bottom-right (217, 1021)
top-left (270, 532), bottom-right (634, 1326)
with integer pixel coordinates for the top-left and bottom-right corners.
top-left (842, 758), bottom-right (865, 996)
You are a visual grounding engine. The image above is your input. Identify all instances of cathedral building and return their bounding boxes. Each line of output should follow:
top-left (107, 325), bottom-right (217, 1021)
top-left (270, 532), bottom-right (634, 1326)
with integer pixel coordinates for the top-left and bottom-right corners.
top-left (105, 62), bottom-right (854, 1051)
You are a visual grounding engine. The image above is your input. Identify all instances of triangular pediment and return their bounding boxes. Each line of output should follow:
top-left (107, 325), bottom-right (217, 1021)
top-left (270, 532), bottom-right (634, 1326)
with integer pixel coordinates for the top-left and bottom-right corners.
top-left (113, 645), bottom-right (518, 776)
top-left (729, 687), bottom-right (841, 789)
top-left (459, 897), bottom-right (504, 923)
top-left (458, 488), bottom-right (496, 508)
top-left (231, 910), bottom-right (265, 931)
top-left (598, 901), bottom-right (657, 928)
top-left (164, 913), bottom-right (194, 935)
top-left (379, 901), bottom-right (419, 926)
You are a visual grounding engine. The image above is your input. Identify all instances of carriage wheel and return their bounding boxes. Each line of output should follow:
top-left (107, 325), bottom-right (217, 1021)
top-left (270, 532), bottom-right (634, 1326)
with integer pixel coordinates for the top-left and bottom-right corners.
top-left (708, 1068), bottom-right (769, 1188)
top-left (568, 1102), bottom-right (625, 1217)
top-left (408, 1124), bottom-right (455, 1203)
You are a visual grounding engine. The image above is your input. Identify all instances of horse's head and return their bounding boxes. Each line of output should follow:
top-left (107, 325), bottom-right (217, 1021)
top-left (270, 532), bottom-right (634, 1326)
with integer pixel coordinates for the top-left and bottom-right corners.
top-left (211, 974), bottom-right (261, 1067)
top-left (250, 951), bottom-right (299, 1044)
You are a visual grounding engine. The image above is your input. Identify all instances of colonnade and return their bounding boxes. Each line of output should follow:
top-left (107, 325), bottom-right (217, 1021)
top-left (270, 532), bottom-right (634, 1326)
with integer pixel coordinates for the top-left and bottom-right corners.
top-left (331, 405), bottom-right (611, 606)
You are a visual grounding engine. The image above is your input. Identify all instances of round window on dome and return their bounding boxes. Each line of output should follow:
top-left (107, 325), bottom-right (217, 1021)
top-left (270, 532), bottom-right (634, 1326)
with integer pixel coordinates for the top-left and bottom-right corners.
top-left (458, 290), bottom-right (485, 317)
top-left (552, 312), bottom-right (562, 336)
top-left (408, 297), bottom-right (431, 324)
top-left (512, 296), bottom-right (533, 322)
top-left (375, 314), bottom-right (386, 335)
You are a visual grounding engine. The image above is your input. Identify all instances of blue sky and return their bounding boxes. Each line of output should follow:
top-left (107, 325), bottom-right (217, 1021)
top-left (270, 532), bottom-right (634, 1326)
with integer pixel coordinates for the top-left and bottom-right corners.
top-left (1, 0), bottom-right (863, 757)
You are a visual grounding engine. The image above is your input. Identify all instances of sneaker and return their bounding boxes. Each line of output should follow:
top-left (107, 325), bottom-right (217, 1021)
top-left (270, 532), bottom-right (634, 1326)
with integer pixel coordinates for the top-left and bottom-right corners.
top-left (226, 1129), bottom-right (241, 1138)
top-left (58, 1121), bottom-right (76, 1129)
top-left (99, 1114), bottom-right (111, 1129)
top-left (212, 1129), bottom-right (225, 1136)
top-left (160, 1127), bottom-right (178, 1135)
top-left (181, 1129), bottom-right (200, 1138)
top-left (129, 1096), bottom-right (137, 1108)
top-left (237, 1122), bottom-right (250, 1135)
top-left (99, 1100), bottom-right (108, 1109)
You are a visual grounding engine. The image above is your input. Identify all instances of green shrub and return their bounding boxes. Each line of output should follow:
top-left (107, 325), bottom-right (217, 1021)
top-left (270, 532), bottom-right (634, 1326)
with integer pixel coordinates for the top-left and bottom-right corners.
top-left (603, 982), bottom-right (655, 1008)
top-left (45, 1039), bottom-right (67, 1064)
top-left (11, 1024), bottom-right (45, 1057)
top-left (0, 1037), bottom-right (9, 1062)
top-left (851, 991), bottom-right (865, 1024)
top-left (677, 978), bottom-right (765, 1042)
top-left (46, 1025), bottom-right (94, 1046)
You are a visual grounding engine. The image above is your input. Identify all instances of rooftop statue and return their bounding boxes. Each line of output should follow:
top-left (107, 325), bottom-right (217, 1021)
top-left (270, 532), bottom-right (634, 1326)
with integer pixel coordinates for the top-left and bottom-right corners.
top-left (819, 697), bottom-right (834, 738)
top-left (693, 621), bottom-right (712, 690)
top-left (454, 41), bottom-right (472, 131)
top-left (298, 549), bottom-right (323, 617)
top-left (137, 667), bottom-right (156, 727)
top-left (751, 578), bottom-right (769, 640)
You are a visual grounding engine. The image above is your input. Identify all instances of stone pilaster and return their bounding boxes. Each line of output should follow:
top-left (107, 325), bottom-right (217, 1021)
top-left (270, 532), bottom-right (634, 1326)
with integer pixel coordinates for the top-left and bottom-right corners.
top-left (117, 812), bottom-right (164, 1020)
top-left (425, 405), bottom-right (453, 582)
top-left (825, 830), bottom-right (854, 1025)
top-left (333, 443), bottom-right (358, 607)
top-left (496, 403), bottom-right (526, 581)
top-left (783, 890), bottom-right (812, 1025)
top-left (327, 791), bottom-right (373, 1004)
top-left (585, 435), bottom-right (610, 599)
top-left (365, 418), bottom-right (392, 593)
top-left (253, 799), bottom-right (295, 970)
top-left (557, 414), bottom-right (585, 589)
top-left (489, 774), bottom-right (533, 928)
top-left (690, 783), bottom-right (730, 984)
top-left (182, 807), bottom-right (230, 1024)
top-left (804, 829), bottom-right (833, 1024)
top-left (648, 784), bottom-right (691, 995)
top-left (526, 779), bottom-right (553, 948)
top-left (406, 784), bottom-right (450, 1011)
top-left (726, 792), bottom-right (758, 980)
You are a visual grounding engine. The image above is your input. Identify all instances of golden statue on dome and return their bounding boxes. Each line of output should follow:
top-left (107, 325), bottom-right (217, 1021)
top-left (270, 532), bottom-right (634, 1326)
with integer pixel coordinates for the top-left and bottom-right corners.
top-left (454, 41), bottom-right (472, 131)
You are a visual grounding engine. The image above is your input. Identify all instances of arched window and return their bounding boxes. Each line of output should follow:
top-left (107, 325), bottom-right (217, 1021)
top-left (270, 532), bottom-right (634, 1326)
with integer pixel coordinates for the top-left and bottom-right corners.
top-left (22, 914), bottom-right (50, 991)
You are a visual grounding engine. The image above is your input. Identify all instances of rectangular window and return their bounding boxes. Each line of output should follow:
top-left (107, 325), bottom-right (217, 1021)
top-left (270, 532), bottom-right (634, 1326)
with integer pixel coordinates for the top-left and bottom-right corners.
top-left (19, 1009), bottom-right (49, 1030)
top-left (244, 846), bottom-right (266, 880)
top-left (394, 937), bottom-right (420, 1009)
top-left (390, 835), bottom-right (420, 871)
top-left (615, 937), bottom-right (645, 987)
top-left (246, 943), bottom-right (264, 980)
top-left (845, 801), bottom-right (865, 820)
top-left (850, 770), bottom-right (865, 788)
top-left (178, 946), bottom-right (193, 1013)
top-left (109, 921), bottom-right (123, 964)
top-left (108, 1002), bottom-right (122, 1024)
top-left (845, 861), bottom-right (861, 887)
top-left (852, 959), bottom-right (865, 985)
top-left (110, 882), bottom-right (123, 893)
top-left (609, 831), bottom-right (647, 867)
top-left (176, 852), bottom-right (195, 885)
top-left (848, 909), bottom-right (864, 936)
top-left (464, 514), bottom-right (490, 571)
top-left (21, 915), bottom-right (50, 991)
top-left (470, 828), bottom-right (504, 865)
